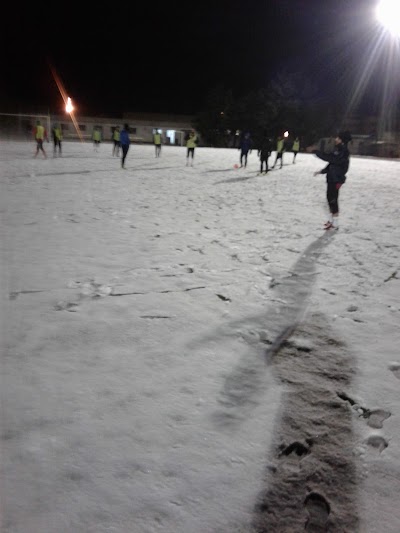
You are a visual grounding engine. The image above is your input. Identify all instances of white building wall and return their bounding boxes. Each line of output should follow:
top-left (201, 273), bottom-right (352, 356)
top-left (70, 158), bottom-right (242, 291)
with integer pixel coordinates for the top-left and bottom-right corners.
top-left (51, 113), bottom-right (195, 146)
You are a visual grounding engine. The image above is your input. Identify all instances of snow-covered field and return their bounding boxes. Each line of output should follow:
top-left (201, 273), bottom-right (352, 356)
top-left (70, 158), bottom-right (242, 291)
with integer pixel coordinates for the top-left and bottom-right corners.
top-left (1, 140), bottom-right (399, 532)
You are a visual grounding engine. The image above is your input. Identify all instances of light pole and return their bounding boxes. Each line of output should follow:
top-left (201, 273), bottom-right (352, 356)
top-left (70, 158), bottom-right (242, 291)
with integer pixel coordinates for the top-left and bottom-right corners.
top-left (375, 0), bottom-right (400, 143)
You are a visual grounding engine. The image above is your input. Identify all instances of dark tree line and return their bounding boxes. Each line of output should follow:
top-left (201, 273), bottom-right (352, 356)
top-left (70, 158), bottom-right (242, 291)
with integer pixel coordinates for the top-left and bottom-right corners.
top-left (195, 71), bottom-right (346, 149)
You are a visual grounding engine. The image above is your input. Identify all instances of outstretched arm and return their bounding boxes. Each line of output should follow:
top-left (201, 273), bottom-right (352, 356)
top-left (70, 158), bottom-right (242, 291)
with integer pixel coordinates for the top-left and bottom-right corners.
top-left (314, 165), bottom-right (328, 176)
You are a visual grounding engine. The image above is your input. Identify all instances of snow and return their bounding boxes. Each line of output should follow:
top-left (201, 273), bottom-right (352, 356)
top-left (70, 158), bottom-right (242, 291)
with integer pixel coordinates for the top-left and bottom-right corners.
top-left (1, 140), bottom-right (399, 532)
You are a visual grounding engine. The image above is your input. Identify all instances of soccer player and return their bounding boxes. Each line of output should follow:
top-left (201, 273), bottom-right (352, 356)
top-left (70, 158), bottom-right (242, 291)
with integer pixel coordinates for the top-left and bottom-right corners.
top-left (312, 131), bottom-right (352, 230)
top-left (33, 120), bottom-right (48, 159)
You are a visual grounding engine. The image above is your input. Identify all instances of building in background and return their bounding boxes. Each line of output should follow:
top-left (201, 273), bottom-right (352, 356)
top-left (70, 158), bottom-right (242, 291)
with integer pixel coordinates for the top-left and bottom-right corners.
top-left (0, 112), bottom-right (196, 147)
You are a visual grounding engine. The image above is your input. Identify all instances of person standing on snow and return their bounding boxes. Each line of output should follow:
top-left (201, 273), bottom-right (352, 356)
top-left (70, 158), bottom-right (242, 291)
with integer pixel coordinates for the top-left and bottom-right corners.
top-left (92, 126), bottom-right (102, 151)
top-left (257, 132), bottom-right (272, 174)
top-left (186, 130), bottom-right (198, 166)
top-left (238, 132), bottom-right (253, 168)
top-left (52, 123), bottom-right (62, 157)
top-left (33, 120), bottom-right (48, 158)
top-left (120, 124), bottom-right (131, 169)
top-left (292, 136), bottom-right (300, 163)
top-left (153, 130), bottom-right (162, 158)
top-left (271, 135), bottom-right (285, 169)
top-left (112, 126), bottom-right (120, 157)
top-left (311, 130), bottom-right (352, 230)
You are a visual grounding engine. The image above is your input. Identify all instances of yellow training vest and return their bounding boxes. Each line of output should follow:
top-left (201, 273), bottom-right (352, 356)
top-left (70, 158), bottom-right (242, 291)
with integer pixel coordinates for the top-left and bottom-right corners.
top-left (36, 125), bottom-right (45, 140)
top-left (186, 135), bottom-right (197, 148)
top-left (54, 127), bottom-right (62, 140)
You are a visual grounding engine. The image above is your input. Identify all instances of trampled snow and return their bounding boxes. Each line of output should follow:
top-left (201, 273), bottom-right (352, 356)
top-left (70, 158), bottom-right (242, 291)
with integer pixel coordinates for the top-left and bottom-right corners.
top-left (1, 140), bottom-right (399, 532)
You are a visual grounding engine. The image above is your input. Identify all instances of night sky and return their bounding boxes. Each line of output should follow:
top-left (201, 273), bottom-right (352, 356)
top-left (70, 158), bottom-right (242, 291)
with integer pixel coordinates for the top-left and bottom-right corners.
top-left (1, 0), bottom-right (388, 117)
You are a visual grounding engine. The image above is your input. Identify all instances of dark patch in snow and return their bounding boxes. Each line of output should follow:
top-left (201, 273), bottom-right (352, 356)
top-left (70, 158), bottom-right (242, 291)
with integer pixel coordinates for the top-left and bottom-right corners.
top-left (304, 491), bottom-right (331, 531)
top-left (364, 434), bottom-right (389, 452)
top-left (279, 441), bottom-right (311, 458)
top-left (366, 409), bottom-right (391, 429)
top-left (252, 316), bottom-right (360, 532)
top-left (216, 294), bottom-right (231, 302)
top-left (388, 362), bottom-right (400, 379)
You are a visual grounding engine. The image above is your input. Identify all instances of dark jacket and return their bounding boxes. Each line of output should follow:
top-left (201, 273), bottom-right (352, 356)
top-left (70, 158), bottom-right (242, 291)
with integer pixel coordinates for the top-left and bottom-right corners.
top-left (120, 128), bottom-right (130, 146)
top-left (239, 135), bottom-right (252, 153)
top-left (315, 143), bottom-right (350, 184)
top-left (258, 137), bottom-right (272, 159)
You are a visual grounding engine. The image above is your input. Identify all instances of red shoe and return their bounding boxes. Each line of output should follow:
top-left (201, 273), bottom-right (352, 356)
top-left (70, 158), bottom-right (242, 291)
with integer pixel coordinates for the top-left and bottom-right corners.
top-left (324, 222), bottom-right (338, 230)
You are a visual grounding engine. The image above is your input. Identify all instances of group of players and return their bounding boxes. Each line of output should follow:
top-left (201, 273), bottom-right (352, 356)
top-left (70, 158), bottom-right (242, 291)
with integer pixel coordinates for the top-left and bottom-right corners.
top-left (32, 119), bottom-right (351, 231)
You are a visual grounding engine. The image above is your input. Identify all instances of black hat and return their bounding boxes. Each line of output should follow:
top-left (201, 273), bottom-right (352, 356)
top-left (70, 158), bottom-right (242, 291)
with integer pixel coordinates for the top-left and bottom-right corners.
top-left (338, 130), bottom-right (352, 144)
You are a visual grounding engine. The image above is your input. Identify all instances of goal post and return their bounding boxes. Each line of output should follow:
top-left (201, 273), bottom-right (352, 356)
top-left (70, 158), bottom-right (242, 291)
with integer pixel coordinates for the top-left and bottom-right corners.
top-left (0, 113), bottom-right (51, 141)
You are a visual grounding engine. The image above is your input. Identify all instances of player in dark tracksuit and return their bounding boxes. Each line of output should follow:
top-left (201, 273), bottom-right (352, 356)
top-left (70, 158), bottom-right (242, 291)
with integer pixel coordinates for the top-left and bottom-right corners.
top-left (238, 132), bottom-right (252, 168)
top-left (257, 133), bottom-right (272, 174)
top-left (313, 130), bottom-right (352, 230)
top-left (120, 124), bottom-right (131, 168)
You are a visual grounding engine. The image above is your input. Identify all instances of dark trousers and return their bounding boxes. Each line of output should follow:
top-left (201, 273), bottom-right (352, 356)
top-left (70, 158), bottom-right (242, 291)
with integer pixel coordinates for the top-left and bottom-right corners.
top-left (272, 152), bottom-right (283, 168)
top-left (113, 140), bottom-right (120, 156)
top-left (260, 157), bottom-right (269, 172)
top-left (121, 144), bottom-right (129, 167)
top-left (240, 150), bottom-right (249, 167)
top-left (187, 147), bottom-right (195, 158)
top-left (327, 182), bottom-right (341, 214)
top-left (155, 144), bottom-right (161, 157)
top-left (53, 140), bottom-right (61, 154)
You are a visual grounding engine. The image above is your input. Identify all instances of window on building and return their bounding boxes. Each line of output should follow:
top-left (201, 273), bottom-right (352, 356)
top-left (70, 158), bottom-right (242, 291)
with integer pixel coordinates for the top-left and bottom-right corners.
top-left (61, 124), bottom-right (69, 131)
top-left (166, 130), bottom-right (176, 144)
top-left (79, 125), bottom-right (86, 131)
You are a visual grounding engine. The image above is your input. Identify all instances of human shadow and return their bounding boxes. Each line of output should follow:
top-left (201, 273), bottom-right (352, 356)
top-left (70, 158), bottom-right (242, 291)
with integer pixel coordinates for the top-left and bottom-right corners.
top-left (206, 230), bottom-right (360, 530)
top-left (251, 314), bottom-right (360, 532)
top-left (214, 174), bottom-right (261, 185)
top-left (210, 232), bottom-right (336, 424)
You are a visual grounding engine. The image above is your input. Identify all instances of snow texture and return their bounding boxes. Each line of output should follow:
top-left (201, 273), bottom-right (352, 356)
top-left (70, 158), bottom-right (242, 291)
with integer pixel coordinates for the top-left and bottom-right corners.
top-left (1, 141), bottom-right (400, 532)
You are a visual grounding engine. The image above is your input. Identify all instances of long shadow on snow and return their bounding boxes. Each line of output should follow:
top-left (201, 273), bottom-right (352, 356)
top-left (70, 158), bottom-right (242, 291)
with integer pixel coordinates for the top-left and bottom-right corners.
top-left (209, 231), bottom-right (360, 531)
top-left (214, 174), bottom-right (260, 184)
top-left (250, 314), bottom-right (360, 532)
top-left (213, 232), bottom-right (335, 423)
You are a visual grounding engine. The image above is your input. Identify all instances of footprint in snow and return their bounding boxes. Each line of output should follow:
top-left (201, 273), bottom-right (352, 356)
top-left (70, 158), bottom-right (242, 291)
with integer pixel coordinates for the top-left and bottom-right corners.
top-left (367, 409), bottom-right (391, 429)
top-left (304, 492), bottom-right (331, 532)
top-left (364, 434), bottom-right (388, 453)
top-left (388, 362), bottom-right (400, 380)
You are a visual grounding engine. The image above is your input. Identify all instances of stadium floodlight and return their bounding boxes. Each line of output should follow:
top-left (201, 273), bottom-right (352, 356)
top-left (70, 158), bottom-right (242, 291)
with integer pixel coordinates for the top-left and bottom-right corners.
top-left (376, 0), bottom-right (400, 37)
top-left (66, 97), bottom-right (74, 114)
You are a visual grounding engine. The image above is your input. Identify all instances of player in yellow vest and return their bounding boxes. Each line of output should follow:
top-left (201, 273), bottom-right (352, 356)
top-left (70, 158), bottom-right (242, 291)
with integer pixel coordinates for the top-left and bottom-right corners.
top-left (153, 131), bottom-right (162, 158)
top-left (186, 130), bottom-right (197, 166)
top-left (93, 127), bottom-right (102, 151)
top-left (52, 123), bottom-right (62, 157)
top-left (271, 136), bottom-right (285, 169)
top-left (292, 137), bottom-right (300, 163)
top-left (112, 126), bottom-right (120, 157)
top-left (33, 120), bottom-right (48, 158)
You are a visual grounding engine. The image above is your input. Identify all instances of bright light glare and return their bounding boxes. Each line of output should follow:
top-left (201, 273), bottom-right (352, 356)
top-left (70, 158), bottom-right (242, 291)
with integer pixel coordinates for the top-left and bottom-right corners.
top-left (284, 131), bottom-right (289, 138)
top-left (376, 0), bottom-right (400, 37)
top-left (66, 97), bottom-right (74, 113)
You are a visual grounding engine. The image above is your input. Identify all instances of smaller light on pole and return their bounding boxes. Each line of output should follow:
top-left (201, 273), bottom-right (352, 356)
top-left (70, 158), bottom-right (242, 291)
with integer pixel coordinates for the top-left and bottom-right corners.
top-left (64, 97), bottom-right (84, 142)
top-left (284, 131), bottom-right (289, 138)
top-left (66, 97), bottom-right (74, 114)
